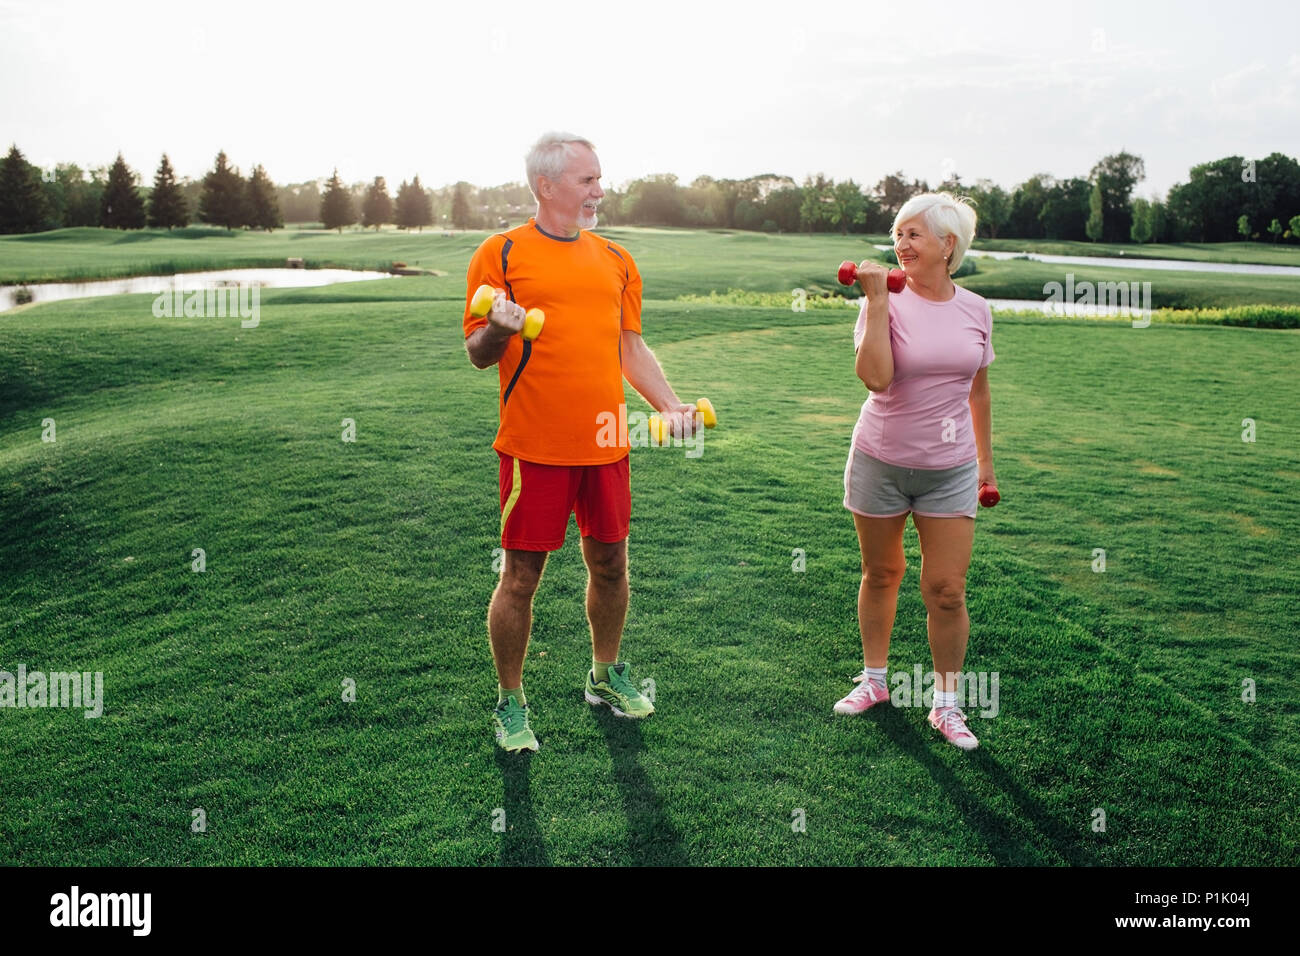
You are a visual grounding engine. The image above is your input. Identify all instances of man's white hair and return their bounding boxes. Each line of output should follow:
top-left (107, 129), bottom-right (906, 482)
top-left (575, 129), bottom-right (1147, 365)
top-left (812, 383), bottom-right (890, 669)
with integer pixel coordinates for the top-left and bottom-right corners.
top-left (893, 192), bottom-right (978, 275)
top-left (525, 132), bottom-right (596, 197)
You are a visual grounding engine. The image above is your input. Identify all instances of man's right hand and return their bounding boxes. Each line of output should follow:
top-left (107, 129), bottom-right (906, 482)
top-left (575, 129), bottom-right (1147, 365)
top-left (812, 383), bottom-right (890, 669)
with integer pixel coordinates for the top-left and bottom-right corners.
top-left (487, 290), bottom-right (527, 337)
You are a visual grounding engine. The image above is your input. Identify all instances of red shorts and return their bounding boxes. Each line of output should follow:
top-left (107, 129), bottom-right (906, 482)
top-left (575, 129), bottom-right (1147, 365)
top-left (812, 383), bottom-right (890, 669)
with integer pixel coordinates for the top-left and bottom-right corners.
top-left (498, 452), bottom-right (631, 551)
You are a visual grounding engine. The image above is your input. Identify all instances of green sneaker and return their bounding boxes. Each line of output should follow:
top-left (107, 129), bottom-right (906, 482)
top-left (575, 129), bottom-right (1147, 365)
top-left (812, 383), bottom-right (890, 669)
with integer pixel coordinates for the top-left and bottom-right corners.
top-left (492, 695), bottom-right (539, 752)
top-left (585, 662), bottom-right (655, 719)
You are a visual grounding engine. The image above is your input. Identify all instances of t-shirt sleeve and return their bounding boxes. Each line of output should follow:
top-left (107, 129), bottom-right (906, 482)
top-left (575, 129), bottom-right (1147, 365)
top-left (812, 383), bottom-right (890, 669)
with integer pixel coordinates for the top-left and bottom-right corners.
top-left (463, 236), bottom-right (506, 338)
top-left (980, 300), bottom-right (995, 368)
top-left (617, 243), bottom-right (642, 335)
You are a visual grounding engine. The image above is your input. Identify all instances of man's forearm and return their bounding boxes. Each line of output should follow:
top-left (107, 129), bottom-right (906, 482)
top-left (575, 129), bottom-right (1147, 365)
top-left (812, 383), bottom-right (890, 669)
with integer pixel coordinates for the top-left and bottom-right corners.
top-left (465, 324), bottom-right (513, 369)
top-left (622, 333), bottom-right (679, 410)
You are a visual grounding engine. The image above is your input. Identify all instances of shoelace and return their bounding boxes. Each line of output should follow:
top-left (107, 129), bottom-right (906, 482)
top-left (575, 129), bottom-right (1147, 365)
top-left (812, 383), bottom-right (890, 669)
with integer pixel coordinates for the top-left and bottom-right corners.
top-left (851, 680), bottom-right (886, 701)
top-left (498, 702), bottom-right (527, 733)
top-left (607, 666), bottom-right (637, 695)
top-left (933, 707), bottom-right (971, 735)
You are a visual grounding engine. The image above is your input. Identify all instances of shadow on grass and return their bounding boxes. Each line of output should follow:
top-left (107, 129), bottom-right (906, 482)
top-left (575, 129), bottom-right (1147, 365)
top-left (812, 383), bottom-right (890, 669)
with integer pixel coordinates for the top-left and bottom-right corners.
top-left (874, 708), bottom-right (1100, 866)
top-left (591, 708), bottom-right (689, 866)
top-left (494, 747), bottom-right (551, 867)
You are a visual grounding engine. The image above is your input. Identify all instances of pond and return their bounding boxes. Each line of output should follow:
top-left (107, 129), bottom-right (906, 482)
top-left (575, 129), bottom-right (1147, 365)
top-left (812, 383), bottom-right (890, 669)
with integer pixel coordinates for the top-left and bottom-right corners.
top-left (0, 268), bottom-right (398, 313)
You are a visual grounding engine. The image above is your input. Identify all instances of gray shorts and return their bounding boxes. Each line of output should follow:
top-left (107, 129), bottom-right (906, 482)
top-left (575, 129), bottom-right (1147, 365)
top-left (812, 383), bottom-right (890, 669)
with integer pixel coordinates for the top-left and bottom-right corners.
top-left (843, 447), bottom-right (978, 519)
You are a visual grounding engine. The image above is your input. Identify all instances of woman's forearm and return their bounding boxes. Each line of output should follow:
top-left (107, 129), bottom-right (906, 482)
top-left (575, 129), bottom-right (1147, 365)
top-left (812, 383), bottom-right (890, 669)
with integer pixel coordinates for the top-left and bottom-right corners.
top-left (855, 302), bottom-right (893, 391)
top-left (970, 393), bottom-right (993, 465)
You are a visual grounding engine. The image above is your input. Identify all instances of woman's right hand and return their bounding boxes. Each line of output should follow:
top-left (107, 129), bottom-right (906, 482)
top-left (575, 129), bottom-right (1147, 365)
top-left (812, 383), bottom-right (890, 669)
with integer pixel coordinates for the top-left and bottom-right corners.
top-left (855, 261), bottom-right (891, 302)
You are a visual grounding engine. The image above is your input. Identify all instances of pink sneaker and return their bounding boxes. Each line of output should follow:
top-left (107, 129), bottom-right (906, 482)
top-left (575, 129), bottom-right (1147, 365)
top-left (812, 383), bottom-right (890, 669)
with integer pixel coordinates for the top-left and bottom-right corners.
top-left (834, 676), bottom-right (891, 715)
top-left (928, 706), bottom-right (980, 750)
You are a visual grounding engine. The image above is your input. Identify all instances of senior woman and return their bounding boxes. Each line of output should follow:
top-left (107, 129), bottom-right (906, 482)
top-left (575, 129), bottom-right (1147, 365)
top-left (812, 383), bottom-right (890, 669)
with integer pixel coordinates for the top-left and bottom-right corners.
top-left (833, 193), bottom-right (995, 751)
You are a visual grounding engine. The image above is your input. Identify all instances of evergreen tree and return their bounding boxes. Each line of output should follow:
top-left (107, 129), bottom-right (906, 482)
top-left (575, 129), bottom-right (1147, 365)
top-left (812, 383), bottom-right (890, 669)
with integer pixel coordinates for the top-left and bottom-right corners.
top-left (100, 152), bottom-right (146, 229)
top-left (0, 144), bottom-right (51, 233)
top-left (1129, 197), bottom-right (1152, 243)
top-left (1085, 183), bottom-right (1104, 242)
top-left (199, 151), bottom-right (245, 229)
top-left (245, 164), bottom-right (282, 231)
top-left (451, 181), bottom-right (473, 229)
top-left (320, 168), bottom-right (355, 232)
top-left (148, 154), bottom-right (189, 228)
top-left (412, 175), bottom-right (433, 230)
top-left (362, 176), bottom-right (393, 230)
top-left (394, 179), bottom-right (416, 229)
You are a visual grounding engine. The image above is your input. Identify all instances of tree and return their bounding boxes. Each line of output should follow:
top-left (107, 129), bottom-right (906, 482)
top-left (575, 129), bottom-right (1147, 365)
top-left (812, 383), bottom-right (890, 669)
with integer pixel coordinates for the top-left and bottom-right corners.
top-left (0, 144), bottom-right (52, 233)
top-left (625, 174), bottom-right (685, 226)
top-left (1130, 197), bottom-right (1152, 243)
top-left (968, 179), bottom-right (1011, 239)
top-left (1148, 200), bottom-right (1168, 243)
top-left (412, 176), bottom-right (434, 229)
top-left (761, 187), bottom-right (803, 233)
top-left (874, 171), bottom-right (928, 222)
top-left (199, 151), bottom-right (245, 230)
top-left (1237, 214), bottom-right (1250, 240)
top-left (1268, 218), bottom-right (1283, 242)
top-left (1085, 182), bottom-right (1104, 242)
top-left (1039, 177), bottom-right (1091, 240)
top-left (320, 168), bottom-right (355, 232)
top-left (799, 174), bottom-right (835, 232)
top-left (394, 176), bottom-right (433, 230)
top-left (829, 180), bottom-right (869, 234)
top-left (1007, 174), bottom-right (1054, 240)
top-left (394, 179), bottom-right (416, 229)
top-left (1089, 151), bottom-right (1144, 242)
top-left (1290, 214), bottom-right (1300, 242)
top-left (362, 176), bottom-right (393, 230)
top-left (148, 154), bottom-right (188, 229)
top-left (245, 165), bottom-right (281, 231)
top-left (100, 152), bottom-right (146, 229)
top-left (451, 181), bottom-right (473, 229)
top-left (277, 181), bottom-right (321, 224)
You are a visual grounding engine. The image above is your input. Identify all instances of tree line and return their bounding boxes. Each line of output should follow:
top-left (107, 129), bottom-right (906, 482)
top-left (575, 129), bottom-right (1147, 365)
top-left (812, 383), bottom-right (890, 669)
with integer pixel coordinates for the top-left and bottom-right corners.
top-left (2, 144), bottom-right (1298, 244)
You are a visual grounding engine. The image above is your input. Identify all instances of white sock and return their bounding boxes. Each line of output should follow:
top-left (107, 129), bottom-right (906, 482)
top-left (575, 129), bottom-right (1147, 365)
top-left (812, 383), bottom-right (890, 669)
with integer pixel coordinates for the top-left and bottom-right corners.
top-left (866, 666), bottom-right (888, 687)
top-left (934, 688), bottom-right (957, 709)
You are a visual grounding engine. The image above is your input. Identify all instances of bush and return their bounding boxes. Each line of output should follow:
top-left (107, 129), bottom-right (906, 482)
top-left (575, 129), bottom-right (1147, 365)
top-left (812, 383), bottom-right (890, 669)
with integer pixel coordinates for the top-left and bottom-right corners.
top-left (1157, 305), bottom-right (1300, 329)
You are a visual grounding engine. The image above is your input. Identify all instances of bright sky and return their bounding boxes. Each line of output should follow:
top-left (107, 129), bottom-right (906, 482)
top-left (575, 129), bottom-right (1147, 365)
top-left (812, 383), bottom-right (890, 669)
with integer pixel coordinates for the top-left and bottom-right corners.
top-left (3, 0), bottom-right (1297, 198)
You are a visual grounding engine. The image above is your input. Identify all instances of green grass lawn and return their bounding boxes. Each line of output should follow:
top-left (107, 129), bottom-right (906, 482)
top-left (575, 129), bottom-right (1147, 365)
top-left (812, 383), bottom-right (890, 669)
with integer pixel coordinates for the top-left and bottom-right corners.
top-left (1, 244), bottom-right (1297, 865)
top-left (4, 226), bottom-right (1300, 311)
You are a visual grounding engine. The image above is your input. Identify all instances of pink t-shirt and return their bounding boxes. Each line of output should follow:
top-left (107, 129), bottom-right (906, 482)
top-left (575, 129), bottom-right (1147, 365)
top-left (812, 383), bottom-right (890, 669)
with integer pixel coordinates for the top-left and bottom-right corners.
top-left (852, 284), bottom-right (994, 469)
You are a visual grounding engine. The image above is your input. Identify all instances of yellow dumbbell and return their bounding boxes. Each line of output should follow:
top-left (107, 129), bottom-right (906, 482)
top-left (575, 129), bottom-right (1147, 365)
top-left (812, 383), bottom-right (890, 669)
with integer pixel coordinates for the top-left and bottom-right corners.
top-left (695, 397), bottom-right (718, 429)
top-left (647, 399), bottom-right (718, 446)
top-left (647, 414), bottom-right (669, 446)
top-left (469, 283), bottom-right (545, 341)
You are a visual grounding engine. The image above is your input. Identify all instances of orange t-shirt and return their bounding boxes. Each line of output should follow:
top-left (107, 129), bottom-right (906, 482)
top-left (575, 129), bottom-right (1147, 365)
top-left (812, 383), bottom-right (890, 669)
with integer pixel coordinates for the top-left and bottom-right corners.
top-left (463, 218), bottom-right (643, 465)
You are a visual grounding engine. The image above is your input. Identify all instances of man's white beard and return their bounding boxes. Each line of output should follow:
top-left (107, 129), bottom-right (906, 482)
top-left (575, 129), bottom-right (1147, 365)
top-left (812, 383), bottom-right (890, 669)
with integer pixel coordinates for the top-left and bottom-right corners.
top-left (578, 210), bottom-right (598, 230)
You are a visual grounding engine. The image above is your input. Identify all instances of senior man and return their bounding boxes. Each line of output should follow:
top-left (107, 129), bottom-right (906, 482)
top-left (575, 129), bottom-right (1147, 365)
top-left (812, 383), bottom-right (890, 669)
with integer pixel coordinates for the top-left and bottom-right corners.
top-left (464, 131), bottom-right (698, 753)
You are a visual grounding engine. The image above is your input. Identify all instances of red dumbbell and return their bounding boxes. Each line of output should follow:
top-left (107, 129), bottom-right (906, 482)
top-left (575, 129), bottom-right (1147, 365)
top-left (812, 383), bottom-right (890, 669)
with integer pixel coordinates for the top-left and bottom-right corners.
top-left (978, 482), bottom-right (1000, 508)
top-left (838, 260), bottom-right (906, 293)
